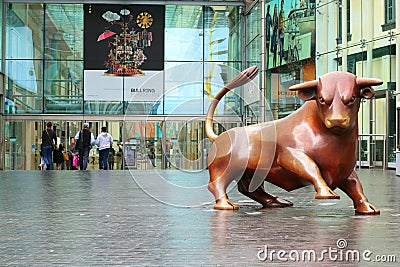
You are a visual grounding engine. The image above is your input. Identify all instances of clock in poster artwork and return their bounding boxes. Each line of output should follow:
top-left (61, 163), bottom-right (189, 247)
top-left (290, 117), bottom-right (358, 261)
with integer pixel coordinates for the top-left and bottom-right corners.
top-left (97, 8), bottom-right (154, 76)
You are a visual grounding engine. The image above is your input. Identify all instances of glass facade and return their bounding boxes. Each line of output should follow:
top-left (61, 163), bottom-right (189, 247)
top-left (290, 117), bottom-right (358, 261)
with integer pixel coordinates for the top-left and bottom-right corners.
top-left (5, 3), bottom-right (84, 114)
top-left (4, 3), bottom-right (242, 116)
top-left (2, 2), bottom-right (244, 170)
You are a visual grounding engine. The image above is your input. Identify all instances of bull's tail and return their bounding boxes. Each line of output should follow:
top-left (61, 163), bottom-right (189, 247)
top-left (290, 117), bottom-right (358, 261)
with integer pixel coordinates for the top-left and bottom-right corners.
top-left (205, 66), bottom-right (259, 142)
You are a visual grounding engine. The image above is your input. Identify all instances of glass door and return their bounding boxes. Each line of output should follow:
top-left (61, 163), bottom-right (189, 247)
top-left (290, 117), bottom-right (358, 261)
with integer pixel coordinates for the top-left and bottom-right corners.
top-left (357, 96), bottom-right (387, 169)
top-left (123, 121), bottom-right (162, 170)
top-left (164, 120), bottom-right (206, 170)
top-left (4, 120), bottom-right (43, 170)
top-left (80, 120), bottom-right (122, 170)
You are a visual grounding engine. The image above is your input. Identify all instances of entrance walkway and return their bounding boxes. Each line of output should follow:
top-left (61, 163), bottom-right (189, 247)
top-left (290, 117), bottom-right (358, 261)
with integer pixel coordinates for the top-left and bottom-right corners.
top-left (0, 169), bottom-right (399, 266)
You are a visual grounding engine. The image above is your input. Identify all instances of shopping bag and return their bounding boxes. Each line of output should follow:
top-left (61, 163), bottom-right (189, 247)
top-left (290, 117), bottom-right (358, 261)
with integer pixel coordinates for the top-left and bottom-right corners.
top-left (72, 155), bottom-right (79, 167)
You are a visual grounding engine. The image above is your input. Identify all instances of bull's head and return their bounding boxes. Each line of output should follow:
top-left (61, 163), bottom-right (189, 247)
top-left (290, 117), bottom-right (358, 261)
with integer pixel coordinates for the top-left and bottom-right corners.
top-left (289, 72), bottom-right (383, 129)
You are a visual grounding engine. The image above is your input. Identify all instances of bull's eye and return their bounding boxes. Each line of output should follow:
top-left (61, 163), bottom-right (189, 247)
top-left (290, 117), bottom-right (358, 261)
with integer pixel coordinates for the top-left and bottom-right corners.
top-left (318, 97), bottom-right (325, 105)
top-left (348, 96), bottom-right (356, 105)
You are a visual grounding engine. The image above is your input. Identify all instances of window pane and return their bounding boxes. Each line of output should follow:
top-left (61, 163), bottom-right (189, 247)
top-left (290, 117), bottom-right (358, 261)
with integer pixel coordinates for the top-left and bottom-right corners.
top-left (44, 60), bottom-right (83, 114)
top-left (84, 101), bottom-right (123, 115)
top-left (5, 59), bottom-right (43, 114)
top-left (246, 1), bottom-right (261, 42)
top-left (165, 5), bottom-right (203, 61)
top-left (315, 0), bottom-right (340, 73)
top-left (246, 38), bottom-right (261, 67)
top-left (389, 0), bottom-right (395, 22)
top-left (126, 101), bottom-right (162, 115)
top-left (6, 3), bottom-right (43, 59)
top-left (0, 2), bottom-right (3, 70)
top-left (45, 4), bottom-right (84, 61)
top-left (204, 62), bottom-right (242, 115)
top-left (4, 120), bottom-right (25, 170)
top-left (245, 1), bottom-right (261, 68)
top-left (204, 6), bottom-right (239, 62)
top-left (164, 62), bottom-right (203, 114)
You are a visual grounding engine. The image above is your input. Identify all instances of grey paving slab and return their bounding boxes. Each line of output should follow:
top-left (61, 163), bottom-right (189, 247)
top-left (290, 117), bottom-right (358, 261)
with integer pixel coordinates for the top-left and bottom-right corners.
top-left (0, 169), bottom-right (399, 266)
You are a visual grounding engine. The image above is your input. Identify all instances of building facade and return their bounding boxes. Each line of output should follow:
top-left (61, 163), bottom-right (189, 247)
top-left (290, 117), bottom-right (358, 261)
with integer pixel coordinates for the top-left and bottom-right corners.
top-left (1, 0), bottom-right (399, 170)
top-left (245, 0), bottom-right (399, 169)
top-left (1, 1), bottom-right (245, 170)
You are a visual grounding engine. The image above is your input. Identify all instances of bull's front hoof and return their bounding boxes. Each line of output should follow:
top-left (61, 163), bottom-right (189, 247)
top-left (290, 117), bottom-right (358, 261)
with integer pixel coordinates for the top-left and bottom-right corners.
top-left (355, 201), bottom-right (380, 215)
top-left (315, 186), bottom-right (340, 199)
top-left (214, 199), bottom-right (239, 210)
top-left (262, 196), bottom-right (293, 208)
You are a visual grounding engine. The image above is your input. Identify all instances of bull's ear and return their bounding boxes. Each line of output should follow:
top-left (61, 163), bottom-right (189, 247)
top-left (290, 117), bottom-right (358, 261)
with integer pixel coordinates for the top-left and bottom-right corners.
top-left (360, 87), bottom-right (375, 99)
top-left (356, 77), bottom-right (382, 99)
top-left (289, 80), bottom-right (318, 101)
top-left (297, 90), bottom-right (317, 101)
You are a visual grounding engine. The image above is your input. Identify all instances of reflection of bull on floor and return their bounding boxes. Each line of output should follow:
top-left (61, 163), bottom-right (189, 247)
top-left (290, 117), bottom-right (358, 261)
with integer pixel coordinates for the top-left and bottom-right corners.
top-left (206, 66), bottom-right (382, 215)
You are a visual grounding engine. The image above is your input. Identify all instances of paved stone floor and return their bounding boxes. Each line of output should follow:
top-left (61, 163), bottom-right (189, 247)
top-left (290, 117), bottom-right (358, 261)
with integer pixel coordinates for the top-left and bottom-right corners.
top-left (0, 168), bottom-right (399, 266)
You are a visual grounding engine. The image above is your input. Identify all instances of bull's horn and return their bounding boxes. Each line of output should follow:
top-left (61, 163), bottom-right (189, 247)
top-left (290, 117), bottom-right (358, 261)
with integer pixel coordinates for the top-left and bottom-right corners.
top-left (356, 77), bottom-right (383, 88)
top-left (289, 80), bottom-right (318, 91)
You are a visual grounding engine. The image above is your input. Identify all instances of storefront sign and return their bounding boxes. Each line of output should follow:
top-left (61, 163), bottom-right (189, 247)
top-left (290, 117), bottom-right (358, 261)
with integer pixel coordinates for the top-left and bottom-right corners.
top-left (124, 71), bottom-right (164, 102)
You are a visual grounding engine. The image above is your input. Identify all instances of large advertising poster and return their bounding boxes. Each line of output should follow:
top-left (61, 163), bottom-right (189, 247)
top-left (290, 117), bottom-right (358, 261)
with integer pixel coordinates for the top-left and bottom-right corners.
top-left (265, 0), bottom-right (315, 69)
top-left (84, 4), bottom-right (165, 102)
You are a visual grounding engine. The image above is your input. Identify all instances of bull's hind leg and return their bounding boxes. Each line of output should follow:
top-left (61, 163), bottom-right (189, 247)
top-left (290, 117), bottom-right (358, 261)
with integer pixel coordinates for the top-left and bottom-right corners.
top-left (339, 171), bottom-right (380, 215)
top-left (207, 160), bottom-right (238, 210)
top-left (238, 175), bottom-right (293, 208)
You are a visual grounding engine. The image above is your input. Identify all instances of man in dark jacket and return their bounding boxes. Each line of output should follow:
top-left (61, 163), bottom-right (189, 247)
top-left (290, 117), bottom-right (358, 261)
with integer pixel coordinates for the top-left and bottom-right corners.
top-left (41, 121), bottom-right (57, 170)
top-left (74, 122), bottom-right (95, 170)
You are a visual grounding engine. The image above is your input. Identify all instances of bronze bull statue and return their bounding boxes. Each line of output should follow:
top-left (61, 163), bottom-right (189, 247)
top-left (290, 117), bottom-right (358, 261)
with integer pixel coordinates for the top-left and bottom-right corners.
top-left (206, 66), bottom-right (382, 215)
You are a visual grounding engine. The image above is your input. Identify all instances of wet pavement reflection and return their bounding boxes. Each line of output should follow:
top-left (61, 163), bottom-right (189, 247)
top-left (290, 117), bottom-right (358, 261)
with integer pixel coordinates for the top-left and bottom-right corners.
top-left (0, 169), bottom-right (399, 266)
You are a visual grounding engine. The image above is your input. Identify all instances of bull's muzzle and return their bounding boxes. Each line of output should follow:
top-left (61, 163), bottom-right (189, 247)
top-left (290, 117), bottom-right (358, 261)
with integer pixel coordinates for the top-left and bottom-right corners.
top-left (325, 117), bottom-right (350, 128)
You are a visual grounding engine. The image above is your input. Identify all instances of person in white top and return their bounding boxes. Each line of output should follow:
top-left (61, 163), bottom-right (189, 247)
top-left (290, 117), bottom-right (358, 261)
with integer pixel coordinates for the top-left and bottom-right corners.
top-left (96, 126), bottom-right (113, 170)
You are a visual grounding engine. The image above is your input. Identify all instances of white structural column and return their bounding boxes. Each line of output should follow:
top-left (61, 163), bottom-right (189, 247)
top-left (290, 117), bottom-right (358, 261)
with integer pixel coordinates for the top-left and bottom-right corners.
top-left (316, 1), bottom-right (329, 76)
top-left (396, 0), bottom-right (400, 172)
top-left (341, 0), bottom-right (347, 72)
top-left (397, 0), bottom-right (400, 106)
top-left (365, 0), bottom-right (373, 78)
top-left (260, 0), bottom-right (266, 123)
top-left (364, 0), bottom-right (375, 167)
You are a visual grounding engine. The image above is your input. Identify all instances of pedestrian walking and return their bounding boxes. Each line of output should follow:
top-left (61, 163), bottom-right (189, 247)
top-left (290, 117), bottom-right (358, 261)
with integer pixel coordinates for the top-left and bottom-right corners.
top-left (68, 137), bottom-right (78, 170)
top-left (74, 123), bottom-right (95, 170)
top-left (148, 147), bottom-right (156, 167)
top-left (96, 126), bottom-right (113, 170)
top-left (41, 121), bottom-right (57, 170)
top-left (115, 142), bottom-right (123, 169)
top-left (108, 147), bottom-right (115, 170)
top-left (39, 151), bottom-right (47, 171)
top-left (53, 143), bottom-right (65, 170)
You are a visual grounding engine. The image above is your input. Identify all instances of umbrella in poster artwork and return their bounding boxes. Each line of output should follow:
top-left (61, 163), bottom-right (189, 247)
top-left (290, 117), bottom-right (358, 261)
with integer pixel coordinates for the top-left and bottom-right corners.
top-left (97, 30), bottom-right (116, 42)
